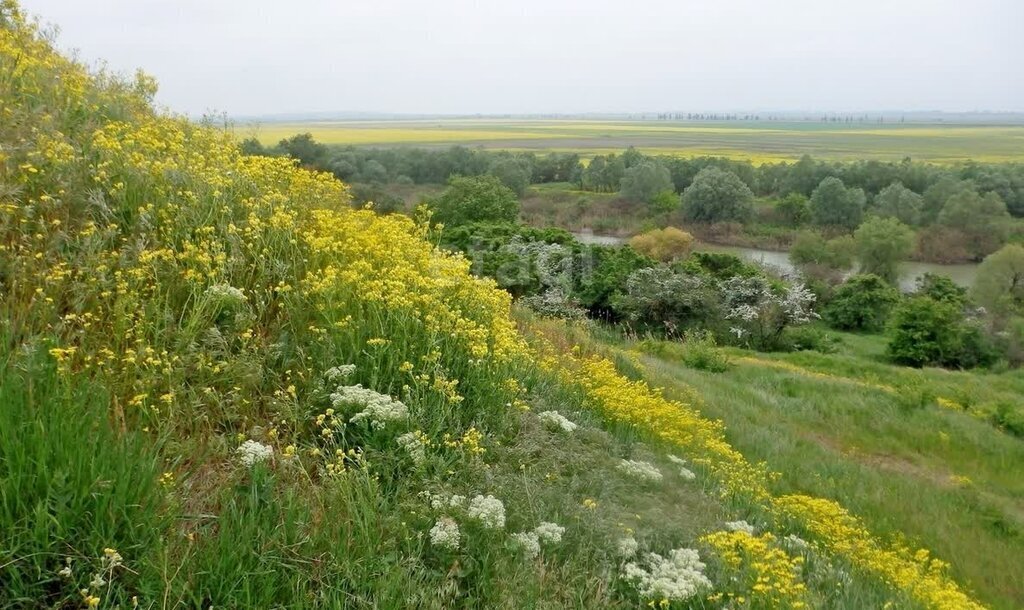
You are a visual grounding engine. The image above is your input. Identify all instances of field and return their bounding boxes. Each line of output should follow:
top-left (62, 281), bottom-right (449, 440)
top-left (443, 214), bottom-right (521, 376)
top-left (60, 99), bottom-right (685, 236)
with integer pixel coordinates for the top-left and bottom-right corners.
top-left (242, 119), bottom-right (1024, 163)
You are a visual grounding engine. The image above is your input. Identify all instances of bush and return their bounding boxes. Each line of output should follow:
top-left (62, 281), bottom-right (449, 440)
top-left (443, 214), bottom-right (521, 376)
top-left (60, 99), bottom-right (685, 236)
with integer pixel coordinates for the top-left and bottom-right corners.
top-left (680, 329), bottom-right (731, 372)
top-left (886, 297), bottom-right (997, 368)
top-left (783, 325), bottom-right (841, 353)
top-left (612, 266), bottom-right (722, 334)
top-left (681, 167), bottom-right (755, 224)
top-left (823, 274), bottom-right (900, 331)
top-left (628, 227), bottom-right (694, 262)
top-left (427, 175), bottom-right (520, 226)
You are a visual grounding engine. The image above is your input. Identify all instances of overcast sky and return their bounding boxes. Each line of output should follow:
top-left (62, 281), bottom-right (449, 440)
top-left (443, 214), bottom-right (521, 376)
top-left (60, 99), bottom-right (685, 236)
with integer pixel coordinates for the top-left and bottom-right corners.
top-left (20, 0), bottom-right (1024, 117)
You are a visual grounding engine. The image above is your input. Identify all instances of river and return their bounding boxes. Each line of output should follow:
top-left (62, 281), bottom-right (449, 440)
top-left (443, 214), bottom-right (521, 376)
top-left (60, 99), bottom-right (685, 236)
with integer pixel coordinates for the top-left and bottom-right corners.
top-left (571, 230), bottom-right (979, 292)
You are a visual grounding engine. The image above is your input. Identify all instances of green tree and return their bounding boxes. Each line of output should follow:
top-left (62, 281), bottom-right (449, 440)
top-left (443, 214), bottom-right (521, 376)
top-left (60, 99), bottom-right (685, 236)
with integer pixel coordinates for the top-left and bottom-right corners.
top-left (872, 182), bottom-right (923, 226)
top-left (971, 244), bottom-right (1024, 318)
top-left (426, 175), bottom-right (519, 227)
top-left (488, 157), bottom-right (531, 196)
top-left (239, 137), bottom-right (266, 156)
top-left (810, 177), bottom-right (865, 230)
top-left (921, 177), bottom-right (975, 224)
top-left (887, 297), bottom-right (995, 368)
top-left (276, 133), bottom-right (328, 167)
top-left (854, 217), bottom-right (914, 285)
top-left (823, 274), bottom-right (899, 331)
top-left (937, 190), bottom-right (1009, 261)
top-left (775, 193), bottom-right (810, 227)
top-left (790, 231), bottom-right (855, 270)
top-left (681, 167), bottom-right (755, 224)
top-left (620, 160), bottom-right (674, 204)
top-left (914, 273), bottom-right (968, 307)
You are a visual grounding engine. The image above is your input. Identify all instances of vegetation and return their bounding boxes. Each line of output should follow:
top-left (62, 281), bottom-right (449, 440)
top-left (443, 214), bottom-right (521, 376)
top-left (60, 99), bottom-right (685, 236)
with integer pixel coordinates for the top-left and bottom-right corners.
top-left (2, 5), bottom-right (1021, 610)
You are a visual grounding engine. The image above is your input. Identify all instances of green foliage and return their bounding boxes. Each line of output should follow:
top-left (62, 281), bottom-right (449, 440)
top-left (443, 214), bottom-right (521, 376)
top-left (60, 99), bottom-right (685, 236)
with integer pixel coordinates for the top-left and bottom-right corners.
top-left (810, 177), bottom-right (865, 230)
top-left (872, 181), bottom-right (923, 226)
top-left (678, 251), bottom-right (762, 280)
top-left (573, 245), bottom-right (655, 317)
top-left (937, 190), bottom-right (1010, 260)
top-left (628, 226), bottom-right (693, 262)
top-left (489, 157), bottom-right (532, 196)
top-left (581, 154), bottom-right (625, 192)
top-left (650, 189), bottom-right (680, 214)
top-left (971, 244), bottom-right (1024, 318)
top-left (914, 273), bottom-right (968, 307)
top-left (887, 297), bottom-right (997, 369)
top-left (921, 177), bottom-right (976, 224)
top-left (612, 266), bottom-right (722, 333)
top-left (427, 175), bottom-right (520, 226)
top-left (823, 274), bottom-right (900, 331)
top-left (620, 160), bottom-right (674, 204)
top-left (276, 132), bottom-right (329, 167)
top-left (680, 329), bottom-right (731, 372)
top-left (350, 183), bottom-right (406, 214)
top-left (775, 193), bottom-right (811, 227)
top-left (681, 167), bottom-right (755, 223)
top-left (790, 231), bottom-right (856, 271)
top-left (854, 217), bottom-right (914, 285)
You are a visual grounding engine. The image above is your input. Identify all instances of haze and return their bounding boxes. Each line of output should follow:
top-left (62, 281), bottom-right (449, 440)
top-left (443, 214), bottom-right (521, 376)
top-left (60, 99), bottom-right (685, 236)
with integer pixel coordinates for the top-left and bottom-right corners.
top-left (20, 0), bottom-right (1024, 117)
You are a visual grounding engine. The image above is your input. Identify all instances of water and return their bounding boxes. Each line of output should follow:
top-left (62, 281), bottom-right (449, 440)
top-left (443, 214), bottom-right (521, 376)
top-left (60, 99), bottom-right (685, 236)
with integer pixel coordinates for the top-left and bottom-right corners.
top-left (571, 230), bottom-right (979, 292)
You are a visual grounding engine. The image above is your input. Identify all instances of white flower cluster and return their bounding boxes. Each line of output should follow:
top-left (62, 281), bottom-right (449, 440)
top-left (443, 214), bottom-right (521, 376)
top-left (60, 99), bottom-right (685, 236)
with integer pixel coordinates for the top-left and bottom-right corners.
top-left (724, 520), bottom-right (756, 535)
top-left (467, 494), bottom-right (506, 530)
top-left (419, 490), bottom-right (467, 511)
top-left (397, 431), bottom-right (427, 464)
top-left (331, 385), bottom-right (409, 430)
top-left (205, 283), bottom-right (246, 306)
top-left (617, 536), bottom-right (639, 559)
top-left (784, 534), bottom-right (810, 550)
top-left (622, 548), bottom-right (712, 602)
top-left (534, 521), bottom-right (565, 544)
top-left (325, 364), bottom-right (357, 383)
top-left (616, 459), bottom-right (663, 483)
top-left (667, 455), bottom-right (697, 481)
top-left (429, 517), bottom-right (461, 550)
top-left (510, 531), bottom-right (541, 559)
top-left (237, 440), bottom-right (273, 467)
top-left (538, 410), bottom-right (578, 433)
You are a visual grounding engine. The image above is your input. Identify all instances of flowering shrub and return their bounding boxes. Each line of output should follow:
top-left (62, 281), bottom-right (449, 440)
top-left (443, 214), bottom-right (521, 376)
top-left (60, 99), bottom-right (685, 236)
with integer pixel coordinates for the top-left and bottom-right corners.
top-left (236, 440), bottom-right (273, 467)
top-left (510, 532), bottom-right (541, 559)
top-left (429, 517), bottom-right (461, 550)
top-left (534, 522), bottom-right (565, 545)
top-left (721, 276), bottom-right (819, 351)
top-left (466, 495), bottom-right (506, 530)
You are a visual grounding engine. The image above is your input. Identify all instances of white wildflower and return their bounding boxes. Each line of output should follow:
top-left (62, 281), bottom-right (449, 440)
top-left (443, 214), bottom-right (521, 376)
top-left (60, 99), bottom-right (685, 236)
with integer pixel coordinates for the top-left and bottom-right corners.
top-left (325, 364), bottom-right (357, 383)
top-left (332, 385), bottom-right (408, 430)
top-left (534, 522), bottom-right (565, 545)
top-left (58, 565), bottom-right (72, 578)
top-left (467, 494), bottom-right (506, 530)
top-left (784, 534), bottom-right (810, 550)
top-left (510, 531), bottom-right (541, 559)
top-left (429, 517), bottom-right (461, 550)
top-left (724, 520), bottom-right (755, 535)
top-left (617, 536), bottom-right (639, 559)
top-left (622, 548), bottom-right (711, 602)
top-left (449, 494), bottom-right (467, 508)
top-left (666, 455), bottom-right (696, 480)
top-left (616, 459), bottom-right (663, 483)
top-left (89, 573), bottom-right (106, 589)
top-left (236, 440), bottom-right (273, 467)
top-left (205, 283), bottom-right (246, 306)
top-left (397, 432), bottom-right (427, 464)
top-left (538, 410), bottom-right (578, 433)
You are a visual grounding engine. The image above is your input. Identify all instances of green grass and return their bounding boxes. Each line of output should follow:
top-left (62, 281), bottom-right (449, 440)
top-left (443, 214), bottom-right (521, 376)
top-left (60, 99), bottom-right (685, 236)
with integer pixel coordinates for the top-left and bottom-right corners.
top-left (602, 329), bottom-right (1024, 609)
top-left (242, 119), bottom-right (1024, 164)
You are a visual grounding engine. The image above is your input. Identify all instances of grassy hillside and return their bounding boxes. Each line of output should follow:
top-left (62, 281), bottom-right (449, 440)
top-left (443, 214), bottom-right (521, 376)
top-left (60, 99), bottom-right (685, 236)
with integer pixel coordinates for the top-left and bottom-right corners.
top-left (0, 3), bottom-right (1016, 609)
top-left (244, 119), bottom-right (1024, 164)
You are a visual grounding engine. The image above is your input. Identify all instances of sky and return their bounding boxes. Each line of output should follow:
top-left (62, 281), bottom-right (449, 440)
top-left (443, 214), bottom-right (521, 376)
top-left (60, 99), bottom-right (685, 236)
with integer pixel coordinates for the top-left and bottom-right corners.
top-left (19, 0), bottom-right (1024, 117)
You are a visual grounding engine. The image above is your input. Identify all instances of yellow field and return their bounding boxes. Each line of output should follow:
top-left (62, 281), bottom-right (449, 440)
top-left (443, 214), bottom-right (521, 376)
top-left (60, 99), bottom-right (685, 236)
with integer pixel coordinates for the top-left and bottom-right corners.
top-left (238, 119), bottom-right (1024, 163)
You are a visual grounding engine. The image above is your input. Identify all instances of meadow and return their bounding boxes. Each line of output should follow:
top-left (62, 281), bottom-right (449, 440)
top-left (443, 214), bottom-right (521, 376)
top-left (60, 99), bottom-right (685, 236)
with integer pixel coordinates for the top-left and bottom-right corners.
top-left (2, 2), bottom-right (1021, 609)
top-left (244, 119), bottom-right (1024, 163)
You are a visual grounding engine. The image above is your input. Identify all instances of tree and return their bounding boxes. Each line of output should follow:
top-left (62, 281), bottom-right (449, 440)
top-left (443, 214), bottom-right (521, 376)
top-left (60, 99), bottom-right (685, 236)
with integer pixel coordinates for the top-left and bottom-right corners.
top-left (921, 177), bottom-right (975, 224)
top-left (854, 217), bottom-right (913, 285)
top-left (810, 177), bottom-right (865, 230)
top-left (872, 182), bottom-right (922, 226)
top-left (620, 161), bottom-right (674, 204)
top-left (276, 133), bottom-right (328, 167)
top-left (887, 297), bottom-right (995, 368)
top-left (239, 137), bottom-right (266, 156)
top-left (937, 190), bottom-right (1010, 260)
top-left (789, 231), bottom-right (855, 270)
top-left (971, 244), bottom-right (1024, 318)
top-left (628, 227), bottom-right (693, 262)
top-left (582, 154), bottom-right (625, 192)
top-left (426, 175), bottom-right (519, 227)
top-left (823, 274), bottom-right (899, 331)
top-left (488, 157), bottom-right (531, 196)
top-left (681, 167), bottom-right (755, 224)
top-left (775, 193), bottom-right (810, 227)
top-left (612, 267), bottom-right (722, 333)
top-left (914, 273), bottom-right (967, 307)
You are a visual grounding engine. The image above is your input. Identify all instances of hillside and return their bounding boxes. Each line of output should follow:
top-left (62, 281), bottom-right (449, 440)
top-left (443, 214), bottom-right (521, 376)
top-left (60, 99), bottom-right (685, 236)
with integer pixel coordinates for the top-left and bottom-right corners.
top-left (0, 3), bottom-right (1016, 609)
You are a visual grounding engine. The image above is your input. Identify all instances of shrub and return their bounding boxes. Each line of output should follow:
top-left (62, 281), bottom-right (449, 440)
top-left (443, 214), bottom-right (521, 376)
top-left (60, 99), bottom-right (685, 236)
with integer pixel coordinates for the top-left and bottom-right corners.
top-left (620, 160), bottom-right (674, 204)
top-left (854, 217), bottom-right (914, 285)
top-left (629, 227), bottom-right (694, 262)
top-left (427, 175), bottom-right (520, 226)
top-left (612, 267), bottom-right (722, 334)
top-left (823, 274), bottom-right (900, 331)
top-left (810, 177), bottom-right (865, 230)
top-left (681, 167), bottom-right (755, 224)
top-left (721, 276), bottom-right (819, 351)
top-left (886, 297), bottom-right (997, 368)
top-left (680, 329), bottom-right (731, 372)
